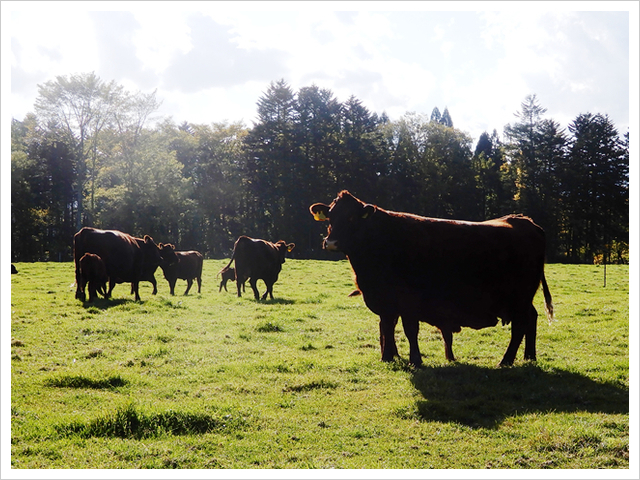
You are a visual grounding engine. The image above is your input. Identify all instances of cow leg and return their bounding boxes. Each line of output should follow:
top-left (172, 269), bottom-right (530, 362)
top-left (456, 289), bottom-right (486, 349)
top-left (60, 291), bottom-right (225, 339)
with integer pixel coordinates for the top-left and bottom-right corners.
top-left (523, 305), bottom-right (538, 361)
top-left (184, 279), bottom-right (193, 295)
top-left (151, 278), bottom-right (157, 295)
top-left (219, 280), bottom-right (225, 292)
top-left (499, 311), bottom-right (526, 367)
top-left (262, 282), bottom-right (274, 301)
top-left (401, 316), bottom-right (423, 367)
top-left (106, 279), bottom-right (115, 299)
top-left (196, 277), bottom-right (202, 294)
top-left (169, 279), bottom-right (176, 296)
top-left (379, 315), bottom-right (399, 362)
top-left (78, 277), bottom-right (88, 302)
top-left (440, 327), bottom-right (456, 362)
top-left (75, 266), bottom-right (86, 301)
top-left (131, 282), bottom-right (141, 301)
top-left (249, 278), bottom-right (260, 300)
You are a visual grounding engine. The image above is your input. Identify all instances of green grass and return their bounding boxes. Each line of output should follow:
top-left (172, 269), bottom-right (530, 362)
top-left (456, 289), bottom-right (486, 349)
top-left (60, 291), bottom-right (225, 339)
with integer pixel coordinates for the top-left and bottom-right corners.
top-left (9, 260), bottom-right (629, 469)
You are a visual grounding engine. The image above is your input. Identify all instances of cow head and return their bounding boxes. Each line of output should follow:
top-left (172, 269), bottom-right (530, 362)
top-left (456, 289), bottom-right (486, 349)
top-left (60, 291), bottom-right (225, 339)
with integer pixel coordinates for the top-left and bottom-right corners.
top-left (310, 190), bottom-right (376, 253)
top-left (157, 243), bottom-right (179, 266)
top-left (140, 235), bottom-right (166, 268)
top-left (274, 240), bottom-right (295, 263)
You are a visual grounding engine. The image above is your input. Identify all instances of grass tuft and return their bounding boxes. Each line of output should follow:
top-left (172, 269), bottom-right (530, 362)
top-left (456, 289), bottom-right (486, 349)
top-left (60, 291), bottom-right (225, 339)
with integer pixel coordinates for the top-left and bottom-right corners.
top-left (45, 374), bottom-right (128, 390)
top-left (256, 321), bottom-right (284, 332)
top-left (55, 403), bottom-right (248, 439)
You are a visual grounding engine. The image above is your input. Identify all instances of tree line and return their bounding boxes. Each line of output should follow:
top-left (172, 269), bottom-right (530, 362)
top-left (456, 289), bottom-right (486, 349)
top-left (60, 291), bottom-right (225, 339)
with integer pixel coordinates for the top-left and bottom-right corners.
top-left (11, 73), bottom-right (629, 264)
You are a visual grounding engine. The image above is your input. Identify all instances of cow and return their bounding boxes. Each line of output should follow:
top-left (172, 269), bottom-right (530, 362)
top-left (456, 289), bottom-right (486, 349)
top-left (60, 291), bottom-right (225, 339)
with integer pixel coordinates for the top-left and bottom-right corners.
top-left (310, 190), bottom-right (553, 367)
top-left (219, 236), bottom-right (295, 300)
top-left (155, 244), bottom-right (204, 295)
top-left (73, 227), bottom-right (166, 302)
top-left (78, 253), bottom-right (108, 302)
top-left (134, 243), bottom-right (179, 295)
top-left (218, 266), bottom-right (245, 293)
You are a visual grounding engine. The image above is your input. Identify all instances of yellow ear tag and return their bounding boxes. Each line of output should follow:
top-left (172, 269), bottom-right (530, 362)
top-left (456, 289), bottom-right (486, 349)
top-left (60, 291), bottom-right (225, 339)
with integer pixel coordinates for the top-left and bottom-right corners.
top-left (314, 211), bottom-right (328, 221)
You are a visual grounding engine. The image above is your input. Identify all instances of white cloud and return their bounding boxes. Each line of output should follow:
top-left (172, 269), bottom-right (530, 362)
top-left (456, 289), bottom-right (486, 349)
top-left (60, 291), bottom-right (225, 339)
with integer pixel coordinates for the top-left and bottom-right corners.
top-left (4, 3), bottom-right (633, 143)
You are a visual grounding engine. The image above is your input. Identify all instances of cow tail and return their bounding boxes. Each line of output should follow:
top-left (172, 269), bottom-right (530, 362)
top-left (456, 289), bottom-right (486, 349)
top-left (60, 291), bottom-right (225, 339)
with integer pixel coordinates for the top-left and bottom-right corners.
top-left (541, 272), bottom-right (554, 324)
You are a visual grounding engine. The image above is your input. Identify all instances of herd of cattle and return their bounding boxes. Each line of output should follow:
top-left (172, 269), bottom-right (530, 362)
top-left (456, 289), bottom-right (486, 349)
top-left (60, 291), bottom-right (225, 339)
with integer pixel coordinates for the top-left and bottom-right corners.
top-left (70, 190), bottom-right (553, 366)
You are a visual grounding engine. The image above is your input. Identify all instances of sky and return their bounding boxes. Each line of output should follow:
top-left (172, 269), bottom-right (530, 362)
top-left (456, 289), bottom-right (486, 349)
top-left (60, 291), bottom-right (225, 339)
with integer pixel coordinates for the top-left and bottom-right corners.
top-left (3, 1), bottom-right (637, 145)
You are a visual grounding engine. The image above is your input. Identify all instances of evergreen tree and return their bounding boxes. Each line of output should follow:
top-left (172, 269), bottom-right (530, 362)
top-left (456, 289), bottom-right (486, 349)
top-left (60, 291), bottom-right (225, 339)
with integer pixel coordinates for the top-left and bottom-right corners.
top-left (560, 113), bottom-right (628, 263)
top-left (430, 107), bottom-right (442, 123)
top-left (440, 107), bottom-right (453, 127)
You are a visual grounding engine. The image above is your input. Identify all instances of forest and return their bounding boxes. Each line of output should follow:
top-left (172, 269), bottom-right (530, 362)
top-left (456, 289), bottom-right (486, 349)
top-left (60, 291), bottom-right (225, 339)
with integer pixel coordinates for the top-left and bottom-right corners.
top-left (10, 73), bottom-right (629, 264)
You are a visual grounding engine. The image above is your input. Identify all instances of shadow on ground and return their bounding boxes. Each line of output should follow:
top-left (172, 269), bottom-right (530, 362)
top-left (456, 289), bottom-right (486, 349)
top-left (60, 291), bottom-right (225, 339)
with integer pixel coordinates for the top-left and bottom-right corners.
top-left (81, 297), bottom-right (137, 310)
top-left (409, 363), bottom-right (628, 429)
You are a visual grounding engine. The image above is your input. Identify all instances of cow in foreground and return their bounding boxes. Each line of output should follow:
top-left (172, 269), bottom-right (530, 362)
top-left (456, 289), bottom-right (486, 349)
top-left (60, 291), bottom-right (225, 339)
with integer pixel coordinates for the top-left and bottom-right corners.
top-left (156, 245), bottom-right (204, 295)
top-left (79, 253), bottom-right (108, 302)
top-left (310, 190), bottom-right (553, 367)
top-left (74, 227), bottom-right (166, 302)
top-left (219, 236), bottom-right (295, 300)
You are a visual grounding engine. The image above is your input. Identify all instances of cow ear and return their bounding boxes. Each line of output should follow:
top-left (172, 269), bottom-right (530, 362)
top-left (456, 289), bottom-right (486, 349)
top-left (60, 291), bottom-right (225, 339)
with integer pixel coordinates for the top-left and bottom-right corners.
top-left (310, 203), bottom-right (330, 221)
top-left (287, 243), bottom-right (295, 252)
top-left (362, 204), bottom-right (376, 219)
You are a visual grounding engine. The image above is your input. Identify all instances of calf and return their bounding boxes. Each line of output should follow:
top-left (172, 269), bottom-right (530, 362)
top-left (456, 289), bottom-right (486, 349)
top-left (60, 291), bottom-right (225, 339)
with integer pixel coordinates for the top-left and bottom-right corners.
top-left (79, 253), bottom-right (109, 302)
top-left (220, 236), bottom-right (294, 300)
top-left (157, 244), bottom-right (203, 295)
top-left (218, 266), bottom-right (245, 293)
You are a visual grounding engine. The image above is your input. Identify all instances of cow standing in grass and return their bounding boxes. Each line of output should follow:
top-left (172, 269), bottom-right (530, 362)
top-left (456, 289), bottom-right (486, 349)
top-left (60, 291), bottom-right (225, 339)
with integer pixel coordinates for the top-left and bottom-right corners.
top-left (74, 227), bottom-right (168, 302)
top-left (310, 190), bottom-right (553, 367)
top-left (218, 266), bottom-right (245, 293)
top-left (219, 236), bottom-right (295, 300)
top-left (156, 245), bottom-right (204, 295)
top-left (79, 253), bottom-right (109, 302)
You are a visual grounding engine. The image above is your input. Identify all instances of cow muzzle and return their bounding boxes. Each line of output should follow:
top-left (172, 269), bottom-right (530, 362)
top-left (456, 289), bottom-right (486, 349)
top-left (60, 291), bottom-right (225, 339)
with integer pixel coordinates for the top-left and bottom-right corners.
top-left (323, 238), bottom-right (339, 251)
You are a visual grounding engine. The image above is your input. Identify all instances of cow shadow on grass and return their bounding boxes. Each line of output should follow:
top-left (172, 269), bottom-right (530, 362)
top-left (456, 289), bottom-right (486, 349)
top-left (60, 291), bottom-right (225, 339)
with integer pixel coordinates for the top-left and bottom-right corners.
top-left (408, 363), bottom-right (628, 429)
top-left (81, 298), bottom-right (136, 310)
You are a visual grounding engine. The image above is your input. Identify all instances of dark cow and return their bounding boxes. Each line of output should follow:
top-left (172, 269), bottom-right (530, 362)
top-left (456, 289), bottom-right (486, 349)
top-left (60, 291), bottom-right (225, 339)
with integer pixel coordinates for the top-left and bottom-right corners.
top-left (218, 266), bottom-right (245, 293)
top-left (310, 190), bottom-right (553, 367)
top-left (79, 253), bottom-right (108, 302)
top-left (74, 227), bottom-right (166, 302)
top-left (134, 243), bottom-right (179, 295)
top-left (11, 264), bottom-right (18, 274)
top-left (156, 244), bottom-right (203, 295)
top-left (219, 236), bottom-right (295, 300)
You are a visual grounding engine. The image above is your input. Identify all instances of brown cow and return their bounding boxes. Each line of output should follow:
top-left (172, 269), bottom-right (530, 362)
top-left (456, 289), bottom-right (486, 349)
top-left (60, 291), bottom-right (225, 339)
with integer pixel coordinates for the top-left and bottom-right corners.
top-left (219, 236), bottom-right (295, 300)
top-left (135, 242), bottom-right (179, 295)
top-left (310, 190), bottom-right (553, 367)
top-left (74, 227), bottom-right (166, 302)
top-left (79, 253), bottom-right (108, 302)
top-left (218, 266), bottom-right (245, 293)
top-left (156, 244), bottom-right (203, 295)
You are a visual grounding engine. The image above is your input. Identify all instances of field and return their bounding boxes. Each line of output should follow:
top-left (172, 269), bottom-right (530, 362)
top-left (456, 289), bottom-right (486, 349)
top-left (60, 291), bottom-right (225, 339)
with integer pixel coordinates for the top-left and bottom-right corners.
top-left (8, 260), bottom-right (630, 469)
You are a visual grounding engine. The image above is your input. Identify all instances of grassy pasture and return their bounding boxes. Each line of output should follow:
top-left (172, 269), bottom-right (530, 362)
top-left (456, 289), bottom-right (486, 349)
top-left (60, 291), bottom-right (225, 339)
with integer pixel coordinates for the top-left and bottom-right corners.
top-left (9, 260), bottom-right (629, 469)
